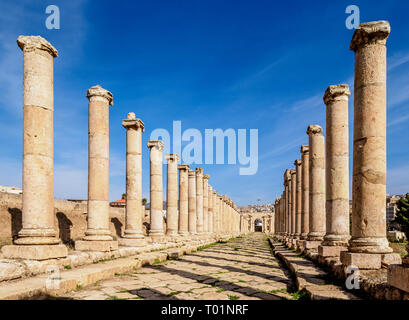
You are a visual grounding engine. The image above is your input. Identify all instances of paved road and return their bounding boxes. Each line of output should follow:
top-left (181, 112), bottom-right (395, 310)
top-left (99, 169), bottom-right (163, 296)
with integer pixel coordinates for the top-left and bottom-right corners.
top-left (62, 233), bottom-right (294, 300)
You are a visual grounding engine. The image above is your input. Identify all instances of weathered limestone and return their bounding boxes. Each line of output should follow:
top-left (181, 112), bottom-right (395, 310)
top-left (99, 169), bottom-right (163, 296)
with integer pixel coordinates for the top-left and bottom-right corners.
top-left (208, 185), bottom-right (214, 234)
top-left (2, 36), bottom-right (67, 260)
top-left (290, 169), bottom-right (296, 240)
top-left (147, 140), bottom-right (166, 243)
top-left (188, 170), bottom-right (197, 235)
top-left (177, 164), bottom-right (190, 236)
top-left (118, 113), bottom-right (146, 247)
top-left (300, 146), bottom-right (310, 240)
top-left (319, 84), bottom-right (351, 257)
top-left (306, 125), bottom-right (326, 248)
top-left (195, 168), bottom-right (204, 234)
top-left (295, 159), bottom-right (302, 238)
top-left (212, 190), bottom-right (218, 234)
top-left (75, 85), bottom-right (118, 252)
top-left (284, 170), bottom-right (291, 236)
top-left (203, 174), bottom-right (210, 234)
top-left (165, 154), bottom-right (179, 238)
top-left (343, 21), bottom-right (394, 269)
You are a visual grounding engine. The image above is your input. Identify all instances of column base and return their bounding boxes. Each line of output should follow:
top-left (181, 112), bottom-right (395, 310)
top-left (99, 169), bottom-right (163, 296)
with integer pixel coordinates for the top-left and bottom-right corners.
top-left (388, 265), bottom-right (409, 293)
top-left (340, 251), bottom-right (381, 269)
top-left (296, 240), bottom-right (305, 252)
top-left (348, 237), bottom-right (393, 254)
top-left (1, 244), bottom-right (68, 261)
top-left (75, 240), bottom-right (118, 252)
top-left (318, 245), bottom-right (347, 258)
top-left (303, 240), bottom-right (322, 250)
top-left (149, 234), bottom-right (167, 244)
top-left (118, 237), bottom-right (146, 247)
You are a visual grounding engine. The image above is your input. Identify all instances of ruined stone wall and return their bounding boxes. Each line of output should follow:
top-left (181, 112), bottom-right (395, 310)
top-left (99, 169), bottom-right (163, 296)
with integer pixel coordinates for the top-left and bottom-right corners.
top-left (0, 192), bottom-right (153, 248)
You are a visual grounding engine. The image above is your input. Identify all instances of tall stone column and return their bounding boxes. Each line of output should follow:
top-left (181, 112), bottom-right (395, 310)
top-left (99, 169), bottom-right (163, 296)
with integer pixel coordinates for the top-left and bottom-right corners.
top-left (294, 159), bottom-right (302, 239)
top-left (319, 85), bottom-right (351, 257)
top-left (119, 113), bottom-right (146, 247)
top-left (284, 170), bottom-right (290, 236)
top-left (2, 36), bottom-right (67, 260)
top-left (306, 125), bottom-right (326, 248)
top-left (178, 164), bottom-right (190, 236)
top-left (300, 146), bottom-right (310, 239)
top-left (188, 170), bottom-right (197, 235)
top-left (208, 185), bottom-right (214, 234)
top-left (147, 140), bottom-right (165, 243)
top-left (165, 154), bottom-right (179, 238)
top-left (343, 21), bottom-right (396, 269)
top-left (203, 174), bottom-right (209, 234)
top-left (289, 170), bottom-right (296, 237)
top-left (75, 86), bottom-right (118, 252)
top-left (212, 190), bottom-right (218, 235)
top-left (195, 168), bottom-right (204, 234)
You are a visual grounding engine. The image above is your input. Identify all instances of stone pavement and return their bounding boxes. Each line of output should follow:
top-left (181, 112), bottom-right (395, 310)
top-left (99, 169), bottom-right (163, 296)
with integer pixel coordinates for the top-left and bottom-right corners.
top-left (61, 233), bottom-right (295, 300)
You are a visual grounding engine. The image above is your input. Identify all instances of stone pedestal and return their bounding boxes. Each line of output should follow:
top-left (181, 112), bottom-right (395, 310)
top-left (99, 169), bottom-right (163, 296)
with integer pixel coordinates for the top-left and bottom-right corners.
top-left (75, 85), bottom-right (117, 252)
top-left (147, 140), bottom-right (165, 243)
top-left (303, 240), bottom-right (322, 250)
top-left (340, 251), bottom-right (381, 269)
top-left (2, 36), bottom-right (68, 260)
top-left (120, 113), bottom-right (146, 247)
top-left (318, 245), bottom-right (347, 258)
top-left (388, 265), bottom-right (409, 293)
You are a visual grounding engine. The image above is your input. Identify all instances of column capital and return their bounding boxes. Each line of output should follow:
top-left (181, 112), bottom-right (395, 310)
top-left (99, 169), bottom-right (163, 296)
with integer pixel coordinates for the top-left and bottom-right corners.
top-left (165, 153), bottom-right (179, 163)
top-left (188, 169), bottom-right (196, 177)
top-left (208, 185), bottom-right (213, 192)
top-left (178, 164), bottom-right (190, 171)
top-left (195, 167), bottom-right (203, 177)
top-left (17, 35), bottom-right (58, 57)
top-left (203, 174), bottom-right (210, 180)
top-left (306, 125), bottom-right (323, 136)
top-left (290, 169), bottom-right (296, 176)
top-left (147, 140), bottom-right (164, 151)
top-left (323, 84), bottom-right (350, 105)
top-left (350, 20), bottom-right (390, 52)
top-left (122, 113), bottom-right (145, 131)
top-left (294, 159), bottom-right (302, 167)
top-left (284, 169), bottom-right (292, 183)
top-left (86, 85), bottom-right (113, 105)
top-left (301, 145), bottom-right (309, 154)
top-left (212, 190), bottom-right (217, 195)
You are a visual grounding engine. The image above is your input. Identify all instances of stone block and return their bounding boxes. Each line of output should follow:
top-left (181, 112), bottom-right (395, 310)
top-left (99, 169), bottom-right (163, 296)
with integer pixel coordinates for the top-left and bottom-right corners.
top-left (118, 237), bottom-right (146, 247)
top-left (304, 240), bottom-right (322, 249)
top-left (1, 244), bottom-right (68, 261)
top-left (75, 240), bottom-right (118, 252)
top-left (340, 251), bottom-right (382, 269)
top-left (388, 264), bottom-right (409, 293)
top-left (318, 245), bottom-right (347, 257)
top-left (381, 253), bottom-right (402, 267)
top-left (0, 260), bottom-right (26, 281)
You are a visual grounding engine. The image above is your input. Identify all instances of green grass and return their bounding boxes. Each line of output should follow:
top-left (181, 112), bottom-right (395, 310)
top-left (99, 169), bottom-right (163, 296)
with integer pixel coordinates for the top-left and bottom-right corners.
top-left (238, 280), bottom-right (246, 283)
top-left (287, 291), bottom-right (308, 300)
top-left (234, 247), bottom-right (239, 251)
top-left (75, 284), bottom-right (83, 291)
top-left (105, 296), bottom-right (127, 300)
top-left (228, 295), bottom-right (239, 300)
top-left (167, 291), bottom-right (181, 297)
top-left (152, 259), bottom-right (162, 265)
top-left (64, 265), bottom-right (72, 270)
top-left (216, 288), bottom-right (225, 293)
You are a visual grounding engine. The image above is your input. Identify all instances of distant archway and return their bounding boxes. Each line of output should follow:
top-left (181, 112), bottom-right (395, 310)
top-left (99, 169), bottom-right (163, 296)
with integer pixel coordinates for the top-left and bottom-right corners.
top-left (254, 219), bottom-right (263, 232)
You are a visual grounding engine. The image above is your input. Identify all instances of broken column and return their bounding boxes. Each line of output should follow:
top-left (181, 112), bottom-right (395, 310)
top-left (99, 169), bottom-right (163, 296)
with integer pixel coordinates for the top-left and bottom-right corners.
top-left (188, 170), bottom-right (197, 235)
top-left (75, 85), bottom-right (118, 252)
top-left (119, 113), bottom-right (146, 247)
top-left (147, 140), bottom-right (166, 243)
top-left (342, 21), bottom-right (397, 270)
top-left (2, 36), bottom-right (68, 260)
top-left (319, 84), bottom-right (351, 258)
top-left (165, 154), bottom-right (179, 239)
top-left (203, 174), bottom-right (210, 234)
top-left (305, 125), bottom-right (325, 251)
top-left (178, 164), bottom-right (190, 237)
top-left (195, 168), bottom-right (204, 234)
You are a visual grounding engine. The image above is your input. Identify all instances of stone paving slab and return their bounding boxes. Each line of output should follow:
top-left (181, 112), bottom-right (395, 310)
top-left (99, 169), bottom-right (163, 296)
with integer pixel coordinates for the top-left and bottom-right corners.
top-left (270, 239), bottom-right (361, 300)
top-left (60, 233), bottom-right (295, 300)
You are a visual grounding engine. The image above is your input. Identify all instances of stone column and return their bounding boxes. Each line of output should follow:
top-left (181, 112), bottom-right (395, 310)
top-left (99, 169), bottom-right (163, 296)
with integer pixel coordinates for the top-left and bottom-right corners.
top-left (284, 170), bottom-right (290, 236)
top-left (147, 140), bottom-right (165, 243)
top-left (203, 174), bottom-right (209, 234)
top-left (75, 86), bottom-right (118, 252)
top-left (300, 146), bottom-right (310, 240)
top-left (294, 165), bottom-right (302, 238)
top-left (195, 168), bottom-right (204, 234)
top-left (119, 113), bottom-right (146, 247)
top-left (290, 169), bottom-right (296, 237)
top-left (319, 85), bottom-right (351, 257)
top-left (208, 185), bottom-right (214, 234)
top-left (306, 125), bottom-right (326, 248)
top-left (178, 164), bottom-right (190, 236)
top-left (165, 154), bottom-right (179, 238)
top-left (343, 21), bottom-right (396, 269)
top-left (212, 190), bottom-right (218, 235)
top-left (188, 170), bottom-right (197, 235)
top-left (2, 36), bottom-right (68, 260)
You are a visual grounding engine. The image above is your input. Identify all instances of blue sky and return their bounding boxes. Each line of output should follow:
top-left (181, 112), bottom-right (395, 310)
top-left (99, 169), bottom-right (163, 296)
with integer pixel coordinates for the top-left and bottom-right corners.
top-left (0, 0), bottom-right (408, 205)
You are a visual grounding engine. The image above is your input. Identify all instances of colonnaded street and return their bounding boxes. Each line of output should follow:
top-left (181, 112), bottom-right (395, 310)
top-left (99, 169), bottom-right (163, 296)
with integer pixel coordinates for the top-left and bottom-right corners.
top-left (61, 234), bottom-right (293, 300)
